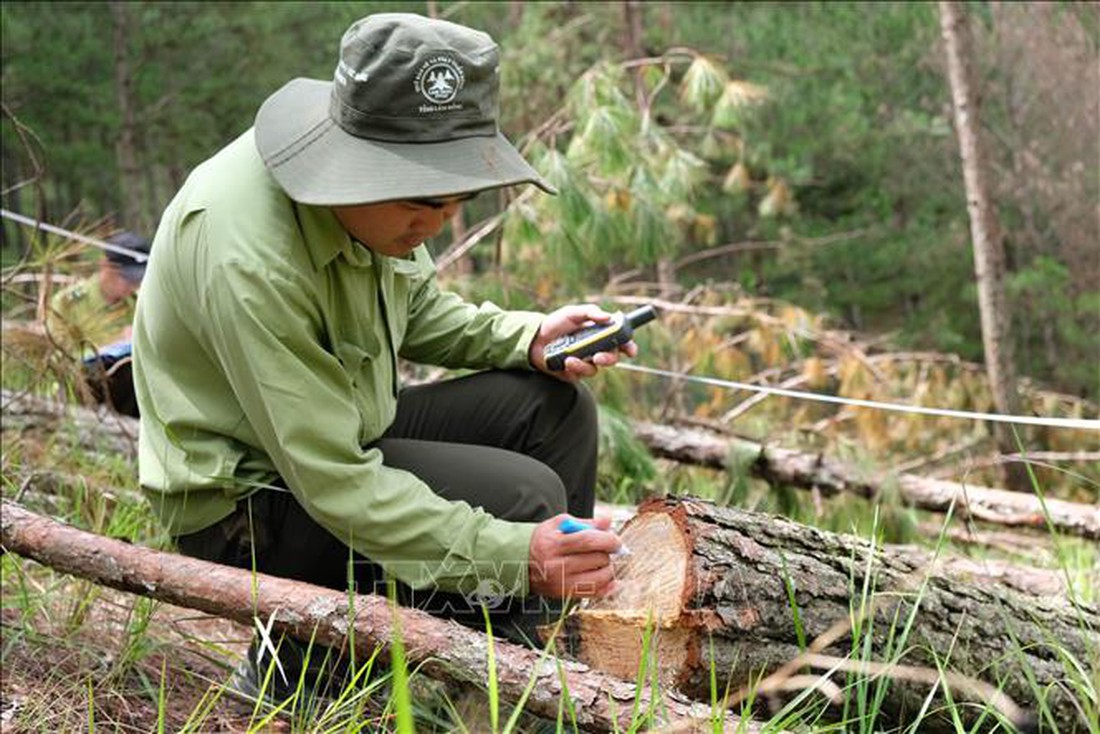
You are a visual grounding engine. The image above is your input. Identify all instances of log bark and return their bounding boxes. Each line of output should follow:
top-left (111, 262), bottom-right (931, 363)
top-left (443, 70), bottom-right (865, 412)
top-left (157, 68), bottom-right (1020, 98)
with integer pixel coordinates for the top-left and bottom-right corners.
top-left (565, 497), bottom-right (1097, 731)
top-left (0, 499), bottom-right (758, 733)
top-left (632, 420), bottom-right (1100, 540)
top-left (593, 502), bottom-right (1069, 597)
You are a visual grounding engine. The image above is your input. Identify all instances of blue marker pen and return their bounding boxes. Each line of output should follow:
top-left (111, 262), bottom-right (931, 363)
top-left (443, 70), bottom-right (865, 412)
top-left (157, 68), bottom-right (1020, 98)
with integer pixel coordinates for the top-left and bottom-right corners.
top-left (559, 518), bottom-right (631, 558)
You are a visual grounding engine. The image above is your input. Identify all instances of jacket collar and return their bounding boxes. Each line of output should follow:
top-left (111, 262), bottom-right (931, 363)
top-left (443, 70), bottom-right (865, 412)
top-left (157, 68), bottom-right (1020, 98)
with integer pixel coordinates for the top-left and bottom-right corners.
top-left (293, 202), bottom-right (423, 275)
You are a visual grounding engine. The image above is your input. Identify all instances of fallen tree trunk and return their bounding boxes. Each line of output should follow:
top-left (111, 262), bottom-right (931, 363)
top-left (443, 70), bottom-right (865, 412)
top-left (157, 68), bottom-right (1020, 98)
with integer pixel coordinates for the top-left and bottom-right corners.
top-left (2, 388), bottom-right (137, 457)
top-left (593, 502), bottom-right (1069, 597)
top-left (3, 391), bottom-right (1089, 726)
top-left (633, 420), bottom-right (1100, 540)
top-left (0, 390), bottom-right (1076, 598)
top-left (7, 389), bottom-right (1095, 540)
top-left (0, 499), bottom-right (756, 733)
top-left (565, 497), bottom-right (1098, 731)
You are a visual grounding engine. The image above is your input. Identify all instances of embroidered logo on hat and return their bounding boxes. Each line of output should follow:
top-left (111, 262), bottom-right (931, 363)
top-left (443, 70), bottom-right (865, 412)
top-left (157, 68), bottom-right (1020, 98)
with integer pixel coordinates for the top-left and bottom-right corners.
top-left (253, 12), bottom-right (555, 205)
top-left (414, 56), bottom-right (464, 107)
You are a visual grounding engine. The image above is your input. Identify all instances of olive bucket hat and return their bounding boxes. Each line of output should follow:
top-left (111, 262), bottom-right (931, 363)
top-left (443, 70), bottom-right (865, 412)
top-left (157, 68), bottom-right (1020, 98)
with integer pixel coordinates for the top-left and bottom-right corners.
top-left (254, 13), bottom-right (554, 206)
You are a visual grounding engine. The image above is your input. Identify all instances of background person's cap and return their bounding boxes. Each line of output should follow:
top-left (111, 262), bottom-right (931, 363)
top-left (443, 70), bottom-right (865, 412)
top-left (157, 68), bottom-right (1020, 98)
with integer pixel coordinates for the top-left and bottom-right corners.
top-left (104, 231), bottom-right (151, 283)
top-left (254, 13), bottom-right (554, 206)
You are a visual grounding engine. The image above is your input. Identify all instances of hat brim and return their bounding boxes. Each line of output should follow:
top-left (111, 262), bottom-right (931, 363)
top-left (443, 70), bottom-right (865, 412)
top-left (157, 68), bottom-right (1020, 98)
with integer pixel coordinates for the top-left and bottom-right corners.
top-left (254, 79), bottom-right (555, 206)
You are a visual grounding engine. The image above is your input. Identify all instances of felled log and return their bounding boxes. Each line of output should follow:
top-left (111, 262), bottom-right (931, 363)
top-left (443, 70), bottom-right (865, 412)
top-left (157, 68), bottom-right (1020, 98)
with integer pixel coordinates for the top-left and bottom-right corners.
top-left (563, 497), bottom-right (1097, 731)
top-left (632, 420), bottom-right (1100, 540)
top-left (0, 499), bottom-right (758, 733)
top-left (7, 389), bottom-right (1095, 540)
top-left (2, 388), bottom-right (137, 457)
top-left (594, 502), bottom-right (1069, 597)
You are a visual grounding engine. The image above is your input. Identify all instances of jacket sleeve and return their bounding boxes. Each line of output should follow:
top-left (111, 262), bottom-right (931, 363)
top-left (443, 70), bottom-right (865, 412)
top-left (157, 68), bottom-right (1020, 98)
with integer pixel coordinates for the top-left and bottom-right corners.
top-left (203, 257), bottom-right (536, 596)
top-left (398, 247), bottom-right (544, 369)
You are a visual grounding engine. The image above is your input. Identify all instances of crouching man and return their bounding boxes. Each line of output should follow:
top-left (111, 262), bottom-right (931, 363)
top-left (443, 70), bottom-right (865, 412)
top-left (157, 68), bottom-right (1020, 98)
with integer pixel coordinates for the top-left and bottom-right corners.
top-left (133, 12), bottom-right (631, 699)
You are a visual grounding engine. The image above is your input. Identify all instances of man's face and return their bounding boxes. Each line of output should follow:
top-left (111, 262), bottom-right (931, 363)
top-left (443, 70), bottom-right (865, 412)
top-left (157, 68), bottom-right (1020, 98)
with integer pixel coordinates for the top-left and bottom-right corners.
top-left (332, 196), bottom-right (468, 257)
top-left (98, 261), bottom-right (141, 304)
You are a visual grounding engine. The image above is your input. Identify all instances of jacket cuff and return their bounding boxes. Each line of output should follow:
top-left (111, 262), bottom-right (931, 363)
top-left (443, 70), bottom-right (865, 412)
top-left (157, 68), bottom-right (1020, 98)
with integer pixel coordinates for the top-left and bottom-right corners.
top-left (496, 311), bottom-right (543, 370)
top-left (468, 517), bottom-right (536, 598)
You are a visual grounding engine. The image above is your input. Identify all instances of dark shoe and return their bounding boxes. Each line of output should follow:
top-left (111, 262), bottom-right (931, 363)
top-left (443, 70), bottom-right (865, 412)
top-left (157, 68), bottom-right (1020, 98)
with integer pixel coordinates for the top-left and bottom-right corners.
top-left (226, 657), bottom-right (301, 706)
top-left (226, 644), bottom-right (354, 708)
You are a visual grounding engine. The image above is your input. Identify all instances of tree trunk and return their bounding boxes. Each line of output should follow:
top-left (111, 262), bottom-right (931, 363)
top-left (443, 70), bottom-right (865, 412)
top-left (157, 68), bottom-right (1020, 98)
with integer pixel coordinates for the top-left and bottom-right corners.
top-left (656, 257), bottom-right (678, 301)
top-left (0, 499), bottom-right (759, 733)
top-left (621, 1), bottom-right (648, 112)
top-left (139, 135), bottom-right (161, 236)
top-left (508, 1), bottom-right (524, 29)
top-left (627, 0), bottom-right (676, 309)
top-left (110, 1), bottom-right (145, 233)
top-left (939, 1), bottom-right (1028, 492)
top-left (632, 419), bottom-right (1100, 539)
top-left (447, 206), bottom-right (473, 275)
top-left (564, 497), bottom-right (1096, 731)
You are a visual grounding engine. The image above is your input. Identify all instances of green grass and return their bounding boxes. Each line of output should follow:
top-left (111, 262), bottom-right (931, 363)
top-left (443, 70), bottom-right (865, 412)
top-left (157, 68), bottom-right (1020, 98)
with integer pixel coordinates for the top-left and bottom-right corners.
top-left (4, 429), bottom-right (1097, 734)
top-left (3, 305), bottom-right (1097, 733)
top-left (388, 580), bottom-right (415, 734)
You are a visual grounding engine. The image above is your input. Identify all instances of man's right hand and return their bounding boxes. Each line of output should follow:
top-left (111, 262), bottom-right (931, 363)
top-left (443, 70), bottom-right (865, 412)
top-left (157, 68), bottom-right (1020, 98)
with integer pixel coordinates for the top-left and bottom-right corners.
top-left (528, 514), bottom-right (622, 598)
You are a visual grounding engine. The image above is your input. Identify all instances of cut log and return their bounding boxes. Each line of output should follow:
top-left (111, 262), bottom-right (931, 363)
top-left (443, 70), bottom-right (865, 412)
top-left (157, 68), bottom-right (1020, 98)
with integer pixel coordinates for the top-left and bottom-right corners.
top-left (632, 420), bottom-right (1100, 540)
top-left (596, 501), bottom-right (1068, 598)
top-left (0, 499), bottom-right (759, 733)
top-left (564, 497), bottom-right (1098, 731)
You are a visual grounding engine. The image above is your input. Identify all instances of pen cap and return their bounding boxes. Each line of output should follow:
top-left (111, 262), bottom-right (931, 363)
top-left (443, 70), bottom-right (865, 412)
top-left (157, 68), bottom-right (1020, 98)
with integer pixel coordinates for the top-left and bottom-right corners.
top-left (625, 304), bottom-right (658, 329)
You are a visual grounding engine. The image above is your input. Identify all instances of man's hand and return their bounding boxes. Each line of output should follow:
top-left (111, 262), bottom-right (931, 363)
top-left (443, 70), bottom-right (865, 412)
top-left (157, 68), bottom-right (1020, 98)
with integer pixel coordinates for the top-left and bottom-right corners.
top-left (528, 304), bottom-right (638, 383)
top-left (528, 514), bottom-right (622, 598)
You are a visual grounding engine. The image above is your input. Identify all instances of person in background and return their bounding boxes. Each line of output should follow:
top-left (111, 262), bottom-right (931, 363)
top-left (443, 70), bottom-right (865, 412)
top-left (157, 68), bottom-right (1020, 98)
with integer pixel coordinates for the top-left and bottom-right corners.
top-left (49, 230), bottom-right (150, 417)
top-left (133, 13), bottom-right (631, 700)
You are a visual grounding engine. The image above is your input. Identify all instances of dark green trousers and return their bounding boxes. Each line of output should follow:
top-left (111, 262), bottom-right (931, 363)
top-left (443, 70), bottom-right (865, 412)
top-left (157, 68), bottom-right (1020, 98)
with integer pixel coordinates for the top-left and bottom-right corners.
top-left (176, 370), bottom-right (597, 689)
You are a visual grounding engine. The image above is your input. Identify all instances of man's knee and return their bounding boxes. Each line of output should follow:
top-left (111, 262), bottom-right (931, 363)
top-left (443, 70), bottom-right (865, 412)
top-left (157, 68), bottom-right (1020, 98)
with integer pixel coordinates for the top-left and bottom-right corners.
top-left (565, 380), bottom-right (598, 437)
top-left (518, 374), bottom-right (598, 517)
top-left (527, 372), bottom-right (598, 433)
top-left (507, 458), bottom-right (568, 522)
top-left (533, 371), bottom-right (594, 409)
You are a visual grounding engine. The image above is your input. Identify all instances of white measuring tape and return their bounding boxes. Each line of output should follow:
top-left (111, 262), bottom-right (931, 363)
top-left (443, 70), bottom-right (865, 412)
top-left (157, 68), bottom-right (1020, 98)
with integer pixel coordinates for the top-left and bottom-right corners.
top-left (616, 363), bottom-right (1099, 431)
top-left (4, 207), bottom-right (1095, 432)
top-left (1, 209), bottom-right (149, 262)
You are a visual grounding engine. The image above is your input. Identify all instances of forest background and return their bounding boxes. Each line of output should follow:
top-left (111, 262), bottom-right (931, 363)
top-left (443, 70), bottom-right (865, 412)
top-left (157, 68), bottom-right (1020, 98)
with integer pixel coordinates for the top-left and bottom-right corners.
top-left (1, 2), bottom-right (1098, 731)
top-left (3, 1), bottom-right (1097, 399)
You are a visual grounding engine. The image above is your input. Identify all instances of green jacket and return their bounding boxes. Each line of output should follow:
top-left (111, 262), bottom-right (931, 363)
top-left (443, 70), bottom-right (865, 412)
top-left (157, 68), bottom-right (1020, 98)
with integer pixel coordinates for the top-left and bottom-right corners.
top-left (133, 130), bottom-right (543, 596)
top-left (49, 275), bottom-right (135, 354)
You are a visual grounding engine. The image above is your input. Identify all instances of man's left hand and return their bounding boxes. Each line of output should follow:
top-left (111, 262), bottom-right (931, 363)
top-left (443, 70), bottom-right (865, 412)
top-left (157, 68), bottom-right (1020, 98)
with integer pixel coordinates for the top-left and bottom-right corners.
top-left (528, 304), bottom-right (637, 383)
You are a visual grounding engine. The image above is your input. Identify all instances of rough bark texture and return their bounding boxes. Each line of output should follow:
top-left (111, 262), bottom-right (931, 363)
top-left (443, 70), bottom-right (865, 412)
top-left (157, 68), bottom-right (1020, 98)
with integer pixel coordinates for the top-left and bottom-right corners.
top-left (0, 500), bottom-right (757, 733)
top-left (593, 502), bottom-right (1068, 597)
top-left (568, 497), bottom-right (1097, 731)
top-left (939, 0), bottom-right (1027, 492)
top-left (632, 419), bottom-right (1100, 539)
